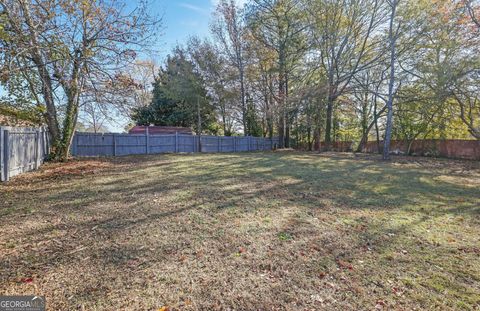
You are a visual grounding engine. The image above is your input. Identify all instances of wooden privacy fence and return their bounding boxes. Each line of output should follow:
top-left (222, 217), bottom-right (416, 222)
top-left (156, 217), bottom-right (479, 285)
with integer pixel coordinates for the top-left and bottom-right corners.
top-left (308, 139), bottom-right (480, 160)
top-left (0, 127), bottom-right (49, 182)
top-left (363, 139), bottom-right (480, 160)
top-left (71, 132), bottom-right (280, 157)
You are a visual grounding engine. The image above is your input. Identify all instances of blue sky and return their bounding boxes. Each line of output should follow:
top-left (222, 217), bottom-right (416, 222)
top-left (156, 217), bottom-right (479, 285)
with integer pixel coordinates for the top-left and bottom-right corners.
top-left (1, 0), bottom-right (247, 131)
top-left (151, 0), bottom-right (246, 60)
top-left (2, 1), bottom-right (220, 127)
top-left (110, 0), bottom-right (230, 131)
top-left (152, 0), bottom-right (218, 60)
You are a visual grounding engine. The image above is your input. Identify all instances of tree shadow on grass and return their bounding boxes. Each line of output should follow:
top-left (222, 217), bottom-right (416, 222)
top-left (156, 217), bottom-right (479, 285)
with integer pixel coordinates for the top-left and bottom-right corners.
top-left (0, 152), bottom-right (479, 309)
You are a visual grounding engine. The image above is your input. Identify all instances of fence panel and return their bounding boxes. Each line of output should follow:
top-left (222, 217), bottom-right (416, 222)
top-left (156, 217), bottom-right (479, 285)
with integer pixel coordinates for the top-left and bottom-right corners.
top-left (200, 136), bottom-right (220, 153)
top-left (115, 134), bottom-right (147, 156)
top-left (72, 131), bottom-right (278, 157)
top-left (178, 134), bottom-right (196, 153)
top-left (150, 134), bottom-right (175, 154)
top-left (0, 127), bottom-right (5, 181)
top-left (1, 127), bottom-right (49, 182)
top-left (363, 139), bottom-right (480, 160)
top-left (75, 133), bottom-right (115, 157)
top-left (220, 136), bottom-right (235, 152)
top-left (236, 137), bottom-right (250, 152)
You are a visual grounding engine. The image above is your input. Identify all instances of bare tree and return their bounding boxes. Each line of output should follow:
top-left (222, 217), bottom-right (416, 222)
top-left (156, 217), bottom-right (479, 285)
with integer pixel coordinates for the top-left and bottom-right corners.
top-left (453, 87), bottom-right (480, 139)
top-left (81, 59), bottom-right (159, 128)
top-left (352, 67), bottom-right (388, 152)
top-left (306, 0), bottom-right (386, 150)
top-left (0, 0), bottom-right (161, 160)
top-left (383, 0), bottom-right (400, 160)
top-left (187, 37), bottom-right (239, 136)
top-left (211, 0), bottom-right (249, 134)
top-left (248, 0), bottom-right (308, 148)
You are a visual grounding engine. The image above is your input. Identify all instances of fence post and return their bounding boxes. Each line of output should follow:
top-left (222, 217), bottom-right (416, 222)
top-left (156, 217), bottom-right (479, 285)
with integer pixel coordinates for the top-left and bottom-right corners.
top-left (145, 127), bottom-right (150, 154)
top-left (71, 131), bottom-right (77, 157)
top-left (175, 132), bottom-right (178, 153)
top-left (3, 130), bottom-right (9, 182)
top-left (0, 127), bottom-right (4, 181)
top-left (218, 136), bottom-right (221, 153)
top-left (41, 128), bottom-right (46, 158)
top-left (113, 133), bottom-right (117, 156)
top-left (234, 136), bottom-right (236, 152)
top-left (193, 135), bottom-right (196, 153)
top-left (46, 127), bottom-right (51, 155)
top-left (34, 129), bottom-right (40, 169)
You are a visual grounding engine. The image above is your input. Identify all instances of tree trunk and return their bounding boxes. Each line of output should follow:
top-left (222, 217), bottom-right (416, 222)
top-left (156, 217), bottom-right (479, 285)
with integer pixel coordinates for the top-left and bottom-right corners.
top-left (356, 96), bottom-right (369, 152)
top-left (239, 64), bottom-right (247, 136)
top-left (267, 74), bottom-right (274, 139)
top-left (285, 124), bottom-right (290, 148)
top-left (197, 97), bottom-right (202, 151)
top-left (357, 131), bottom-right (369, 153)
top-left (324, 66), bottom-right (336, 151)
top-left (383, 0), bottom-right (398, 161)
top-left (284, 74), bottom-right (290, 148)
top-left (222, 112), bottom-right (228, 136)
top-left (324, 95), bottom-right (334, 151)
top-left (20, 1), bottom-right (61, 152)
top-left (407, 139), bottom-right (415, 155)
top-left (278, 113), bottom-right (285, 149)
top-left (374, 97), bottom-right (381, 153)
top-left (307, 124), bottom-right (312, 151)
top-left (278, 51), bottom-right (287, 148)
top-left (57, 101), bottom-right (79, 160)
top-left (356, 105), bottom-right (387, 153)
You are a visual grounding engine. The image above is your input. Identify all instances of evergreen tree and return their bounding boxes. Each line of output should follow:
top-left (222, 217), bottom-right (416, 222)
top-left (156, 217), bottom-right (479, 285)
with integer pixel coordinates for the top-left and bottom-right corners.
top-left (132, 48), bottom-right (217, 134)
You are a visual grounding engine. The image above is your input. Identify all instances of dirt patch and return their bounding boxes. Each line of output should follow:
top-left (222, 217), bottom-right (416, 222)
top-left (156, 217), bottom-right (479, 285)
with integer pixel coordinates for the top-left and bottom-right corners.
top-left (12, 159), bottom-right (116, 182)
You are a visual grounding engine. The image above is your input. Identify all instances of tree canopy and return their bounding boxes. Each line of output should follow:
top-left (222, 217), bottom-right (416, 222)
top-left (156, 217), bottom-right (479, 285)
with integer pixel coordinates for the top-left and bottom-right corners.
top-left (0, 0), bottom-right (161, 159)
top-left (1, 0), bottom-right (479, 159)
top-left (132, 48), bottom-right (217, 135)
top-left (181, 0), bottom-right (480, 158)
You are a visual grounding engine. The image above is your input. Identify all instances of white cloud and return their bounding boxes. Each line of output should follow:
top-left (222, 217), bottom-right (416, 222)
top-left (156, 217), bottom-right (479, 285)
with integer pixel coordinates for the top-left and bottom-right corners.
top-left (179, 3), bottom-right (210, 15)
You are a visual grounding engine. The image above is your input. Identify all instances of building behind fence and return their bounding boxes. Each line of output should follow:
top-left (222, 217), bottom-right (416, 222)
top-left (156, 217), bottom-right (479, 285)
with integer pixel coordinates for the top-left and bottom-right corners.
top-left (71, 131), bottom-right (279, 157)
top-left (0, 127), bottom-right (49, 182)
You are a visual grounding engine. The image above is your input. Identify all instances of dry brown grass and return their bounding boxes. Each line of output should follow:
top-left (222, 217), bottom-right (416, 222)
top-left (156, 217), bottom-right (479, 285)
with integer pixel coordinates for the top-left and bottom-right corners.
top-left (0, 152), bottom-right (479, 310)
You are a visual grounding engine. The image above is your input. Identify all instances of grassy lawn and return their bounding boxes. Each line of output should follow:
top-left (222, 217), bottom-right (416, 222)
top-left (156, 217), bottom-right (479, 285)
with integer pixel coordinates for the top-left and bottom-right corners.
top-left (0, 152), bottom-right (479, 310)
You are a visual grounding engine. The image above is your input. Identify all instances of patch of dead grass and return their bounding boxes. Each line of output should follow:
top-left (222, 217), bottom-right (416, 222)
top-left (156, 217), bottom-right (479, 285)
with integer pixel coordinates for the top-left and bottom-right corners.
top-left (0, 152), bottom-right (479, 310)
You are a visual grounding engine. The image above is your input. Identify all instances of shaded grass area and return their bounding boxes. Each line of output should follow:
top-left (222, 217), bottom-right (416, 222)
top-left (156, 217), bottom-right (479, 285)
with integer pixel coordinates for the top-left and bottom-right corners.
top-left (0, 151), bottom-right (479, 310)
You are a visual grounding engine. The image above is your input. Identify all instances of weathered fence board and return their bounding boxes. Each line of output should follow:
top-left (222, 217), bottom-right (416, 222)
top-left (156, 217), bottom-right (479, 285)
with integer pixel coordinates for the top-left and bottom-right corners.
top-left (72, 132), bottom-right (279, 157)
top-left (363, 139), bottom-right (480, 160)
top-left (0, 127), bottom-right (49, 182)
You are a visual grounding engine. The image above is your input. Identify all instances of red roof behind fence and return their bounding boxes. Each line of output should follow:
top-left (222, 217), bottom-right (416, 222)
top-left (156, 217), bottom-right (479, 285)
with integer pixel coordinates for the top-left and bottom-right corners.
top-left (129, 126), bottom-right (193, 135)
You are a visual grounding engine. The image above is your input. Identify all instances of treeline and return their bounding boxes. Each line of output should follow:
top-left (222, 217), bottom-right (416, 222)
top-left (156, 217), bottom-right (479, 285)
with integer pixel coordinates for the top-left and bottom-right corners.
top-left (134, 0), bottom-right (480, 159)
top-left (1, 0), bottom-right (479, 160)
